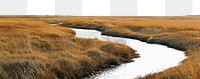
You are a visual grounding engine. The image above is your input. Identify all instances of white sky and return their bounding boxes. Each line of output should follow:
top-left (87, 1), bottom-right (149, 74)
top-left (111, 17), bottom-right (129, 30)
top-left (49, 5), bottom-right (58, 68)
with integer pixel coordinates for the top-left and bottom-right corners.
top-left (82, 0), bottom-right (110, 16)
top-left (25, 0), bottom-right (199, 16)
top-left (137, 0), bottom-right (165, 16)
top-left (27, 0), bottom-right (55, 15)
top-left (193, 0), bottom-right (200, 15)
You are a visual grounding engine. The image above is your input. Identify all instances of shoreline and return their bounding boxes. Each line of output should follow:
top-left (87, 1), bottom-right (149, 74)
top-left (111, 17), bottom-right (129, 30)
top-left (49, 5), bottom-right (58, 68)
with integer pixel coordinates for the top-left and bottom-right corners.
top-left (59, 22), bottom-right (187, 51)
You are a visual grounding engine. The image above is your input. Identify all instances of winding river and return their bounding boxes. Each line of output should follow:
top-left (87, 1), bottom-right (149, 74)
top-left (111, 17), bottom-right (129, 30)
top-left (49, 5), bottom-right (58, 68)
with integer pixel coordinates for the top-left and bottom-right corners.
top-left (72, 28), bottom-right (187, 79)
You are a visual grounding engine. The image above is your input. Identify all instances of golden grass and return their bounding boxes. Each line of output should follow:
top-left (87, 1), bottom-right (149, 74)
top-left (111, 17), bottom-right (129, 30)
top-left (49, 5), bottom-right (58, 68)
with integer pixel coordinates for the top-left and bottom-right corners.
top-left (0, 18), bottom-right (138, 79)
top-left (1, 16), bottom-right (200, 78)
top-left (41, 16), bottom-right (200, 79)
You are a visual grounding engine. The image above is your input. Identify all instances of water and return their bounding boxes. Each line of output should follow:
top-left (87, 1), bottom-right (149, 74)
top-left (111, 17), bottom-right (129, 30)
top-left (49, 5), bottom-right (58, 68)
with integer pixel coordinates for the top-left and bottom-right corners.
top-left (72, 28), bottom-right (187, 79)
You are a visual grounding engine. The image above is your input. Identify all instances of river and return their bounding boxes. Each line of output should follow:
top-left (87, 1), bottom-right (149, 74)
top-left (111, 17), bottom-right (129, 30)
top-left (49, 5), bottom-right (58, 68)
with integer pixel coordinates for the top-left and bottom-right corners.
top-left (72, 28), bottom-right (187, 79)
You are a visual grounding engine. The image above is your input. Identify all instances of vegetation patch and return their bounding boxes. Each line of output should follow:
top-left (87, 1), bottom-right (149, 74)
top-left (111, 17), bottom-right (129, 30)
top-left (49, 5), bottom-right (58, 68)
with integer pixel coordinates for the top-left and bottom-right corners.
top-left (0, 19), bottom-right (139, 79)
top-left (42, 16), bottom-right (200, 79)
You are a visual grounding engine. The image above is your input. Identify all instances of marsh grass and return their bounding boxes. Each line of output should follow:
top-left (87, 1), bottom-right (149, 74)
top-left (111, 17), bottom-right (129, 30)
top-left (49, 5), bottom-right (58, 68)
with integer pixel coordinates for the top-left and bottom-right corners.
top-left (42, 16), bottom-right (200, 79)
top-left (1, 16), bottom-right (200, 79)
top-left (0, 18), bottom-right (138, 79)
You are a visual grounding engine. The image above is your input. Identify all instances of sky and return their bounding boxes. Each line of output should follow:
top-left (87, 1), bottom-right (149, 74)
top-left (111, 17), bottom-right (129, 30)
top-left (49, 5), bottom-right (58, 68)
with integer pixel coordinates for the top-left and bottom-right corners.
top-left (137, 0), bottom-right (165, 16)
top-left (0, 0), bottom-right (27, 15)
top-left (193, 0), bottom-right (200, 15)
top-left (28, 0), bottom-right (55, 15)
top-left (82, 0), bottom-right (110, 16)
top-left (4, 0), bottom-right (200, 16)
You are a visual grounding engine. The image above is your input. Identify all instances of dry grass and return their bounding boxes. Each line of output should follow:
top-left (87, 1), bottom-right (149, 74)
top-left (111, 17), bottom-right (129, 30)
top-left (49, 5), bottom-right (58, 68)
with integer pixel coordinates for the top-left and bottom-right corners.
top-left (1, 16), bottom-right (200, 78)
top-left (41, 16), bottom-right (200, 79)
top-left (43, 16), bottom-right (200, 50)
top-left (0, 18), bottom-right (138, 79)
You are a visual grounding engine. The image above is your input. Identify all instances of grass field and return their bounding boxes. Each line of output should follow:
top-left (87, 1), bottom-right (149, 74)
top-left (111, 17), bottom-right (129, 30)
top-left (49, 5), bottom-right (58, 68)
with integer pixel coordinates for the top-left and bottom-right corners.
top-left (0, 16), bottom-right (200, 79)
top-left (0, 18), bottom-right (138, 79)
top-left (40, 16), bottom-right (200, 79)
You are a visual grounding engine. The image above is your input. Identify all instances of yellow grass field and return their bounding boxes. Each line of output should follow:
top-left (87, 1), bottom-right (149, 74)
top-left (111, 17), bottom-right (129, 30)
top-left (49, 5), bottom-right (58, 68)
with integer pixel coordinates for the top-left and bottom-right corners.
top-left (0, 18), bottom-right (138, 79)
top-left (41, 16), bottom-right (200, 79)
top-left (0, 16), bottom-right (200, 79)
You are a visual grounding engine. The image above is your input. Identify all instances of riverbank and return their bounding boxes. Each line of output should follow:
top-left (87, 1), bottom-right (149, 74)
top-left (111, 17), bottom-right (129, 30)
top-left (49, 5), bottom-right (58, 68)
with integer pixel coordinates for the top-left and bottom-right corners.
top-left (42, 16), bottom-right (200, 78)
top-left (0, 18), bottom-right (139, 79)
top-left (72, 28), bottom-right (186, 79)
